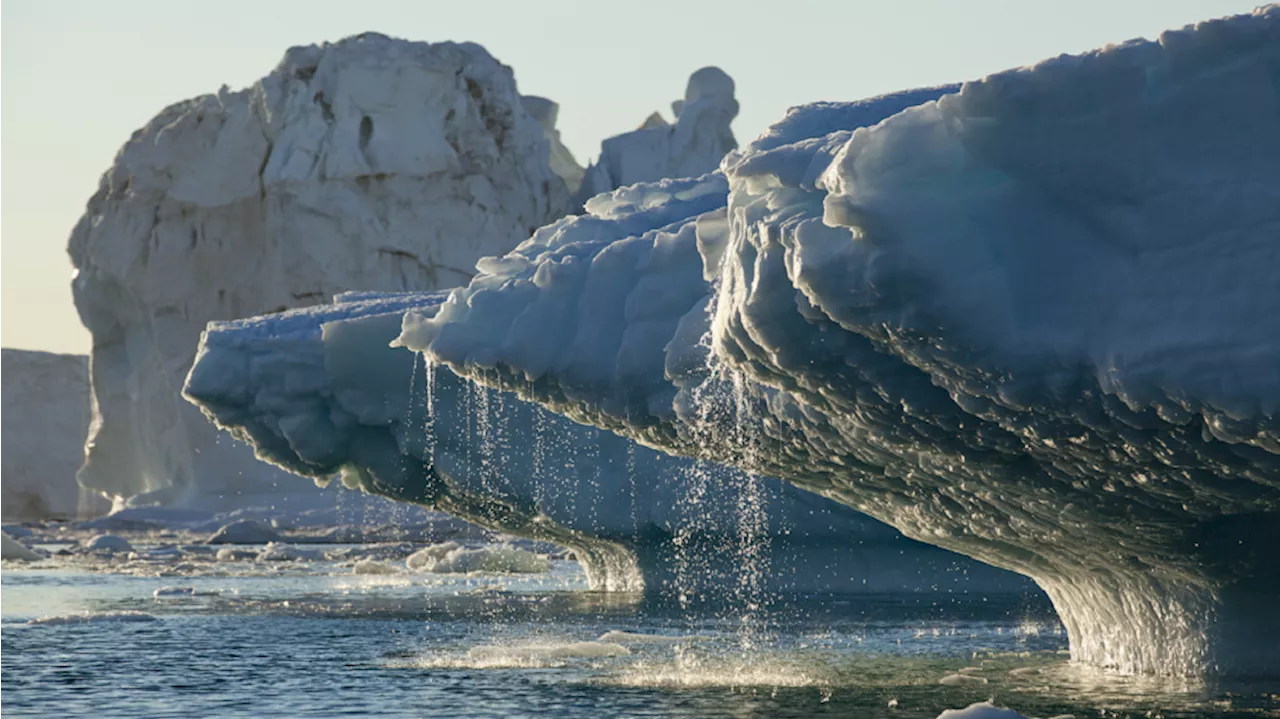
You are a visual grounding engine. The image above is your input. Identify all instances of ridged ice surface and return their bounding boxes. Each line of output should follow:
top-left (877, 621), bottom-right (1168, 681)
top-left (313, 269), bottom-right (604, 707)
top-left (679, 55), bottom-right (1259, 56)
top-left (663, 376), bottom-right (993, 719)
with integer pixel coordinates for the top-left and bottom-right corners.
top-left (397, 8), bottom-right (1280, 677)
top-left (186, 286), bottom-right (1031, 597)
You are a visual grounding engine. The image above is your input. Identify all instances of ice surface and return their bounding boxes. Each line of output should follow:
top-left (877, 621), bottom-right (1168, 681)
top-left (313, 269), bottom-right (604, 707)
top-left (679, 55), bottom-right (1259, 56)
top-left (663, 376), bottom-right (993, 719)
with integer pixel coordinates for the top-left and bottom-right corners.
top-left (1, 350), bottom-right (106, 520)
top-left (67, 33), bottom-right (574, 512)
top-left (394, 8), bottom-right (1280, 677)
top-left (185, 282), bottom-right (1030, 597)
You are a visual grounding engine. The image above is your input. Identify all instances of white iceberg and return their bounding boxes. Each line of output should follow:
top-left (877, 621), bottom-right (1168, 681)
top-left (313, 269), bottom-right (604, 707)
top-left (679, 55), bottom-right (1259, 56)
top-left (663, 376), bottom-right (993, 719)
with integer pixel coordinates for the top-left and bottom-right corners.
top-left (392, 8), bottom-right (1280, 677)
top-left (68, 33), bottom-right (574, 513)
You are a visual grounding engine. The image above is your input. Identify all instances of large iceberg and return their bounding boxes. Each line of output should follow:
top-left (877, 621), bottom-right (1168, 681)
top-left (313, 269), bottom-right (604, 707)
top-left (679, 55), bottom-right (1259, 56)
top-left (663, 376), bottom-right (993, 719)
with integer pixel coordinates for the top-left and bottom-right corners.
top-left (1, 349), bottom-right (106, 520)
top-left (395, 9), bottom-right (1280, 677)
top-left (185, 290), bottom-right (1032, 596)
top-left (68, 34), bottom-right (574, 510)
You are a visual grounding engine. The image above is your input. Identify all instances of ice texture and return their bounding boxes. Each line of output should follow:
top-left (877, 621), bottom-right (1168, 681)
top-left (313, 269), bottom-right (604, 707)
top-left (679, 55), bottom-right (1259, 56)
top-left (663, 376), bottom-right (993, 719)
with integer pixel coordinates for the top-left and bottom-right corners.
top-left (395, 8), bottom-right (1280, 677)
top-left (577, 67), bottom-right (739, 204)
top-left (184, 288), bottom-right (1030, 596)
top-left (68, 33), bottom-right (574, 511)
top-left (1, 350), bottom-right (106, 520)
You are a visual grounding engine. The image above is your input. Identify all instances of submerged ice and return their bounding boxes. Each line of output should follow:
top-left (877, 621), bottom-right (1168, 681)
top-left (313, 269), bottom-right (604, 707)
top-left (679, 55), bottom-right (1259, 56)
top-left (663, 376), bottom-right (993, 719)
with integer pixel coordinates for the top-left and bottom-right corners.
top-left (393, 8), bottom-right (1280, 677)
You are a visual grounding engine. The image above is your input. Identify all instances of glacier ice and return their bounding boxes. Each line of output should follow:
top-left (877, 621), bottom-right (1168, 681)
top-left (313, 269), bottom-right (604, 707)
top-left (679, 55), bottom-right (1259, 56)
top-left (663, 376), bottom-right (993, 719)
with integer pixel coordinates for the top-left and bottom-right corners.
top-left (1, 349), bottom-right (105, 520)
top-left (395, 8), bottom-right (1280, 677)
top-left (185, 287), bottom-right (1031, 596)
top-left (577, 67), bottom-right (740, 204)
top-left (68, 33), bottom-right (573, 511)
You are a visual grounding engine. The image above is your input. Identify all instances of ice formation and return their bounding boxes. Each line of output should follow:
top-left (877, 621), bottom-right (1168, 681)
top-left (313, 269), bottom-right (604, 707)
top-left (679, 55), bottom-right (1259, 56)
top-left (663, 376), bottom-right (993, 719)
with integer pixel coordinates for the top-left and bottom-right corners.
top-left (2, 532), bottom-right (44, 561)
top-left (522, 96), bottom-right (585, 194)
top-left (576, 67), bottom-right (739, 203)
top-left (68, 33), bottom-right (573, 511)
top-left (185, 289), bottom-right (1029, 595)
top-left (1, 349), bottom-right (105, 520)
top-left (395, 9), bottom-right (1280, 677)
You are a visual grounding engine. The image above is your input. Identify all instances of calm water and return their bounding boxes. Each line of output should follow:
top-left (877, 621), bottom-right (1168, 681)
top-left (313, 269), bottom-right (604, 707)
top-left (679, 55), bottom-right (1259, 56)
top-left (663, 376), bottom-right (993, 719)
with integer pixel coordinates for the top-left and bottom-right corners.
top-left (3, 544), bottom-right (1277, 718)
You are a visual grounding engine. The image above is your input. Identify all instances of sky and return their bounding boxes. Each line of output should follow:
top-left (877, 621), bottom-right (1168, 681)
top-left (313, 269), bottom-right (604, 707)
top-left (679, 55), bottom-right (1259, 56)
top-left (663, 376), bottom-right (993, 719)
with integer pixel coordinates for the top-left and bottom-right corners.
top-left (0, 0), bottom-right (1260, 354)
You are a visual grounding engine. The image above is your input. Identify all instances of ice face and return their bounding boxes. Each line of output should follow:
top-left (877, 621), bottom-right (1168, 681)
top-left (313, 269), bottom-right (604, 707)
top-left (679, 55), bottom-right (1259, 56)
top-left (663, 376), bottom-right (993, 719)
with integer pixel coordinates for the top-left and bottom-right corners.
top-left (1, 350), bottom-right (106, 520)
top-left (185, 288), bottom-right (1032, 597)
top-left (395, 8), bottom-right (1280, 677)
top-left (68, 34), bottom-right (574, 511)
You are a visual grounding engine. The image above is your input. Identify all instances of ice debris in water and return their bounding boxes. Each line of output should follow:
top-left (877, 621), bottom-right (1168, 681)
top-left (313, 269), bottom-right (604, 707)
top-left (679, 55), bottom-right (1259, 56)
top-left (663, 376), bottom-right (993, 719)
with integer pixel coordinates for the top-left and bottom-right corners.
top-left (406, 543), bottom-right (550, 574)
top-left (936, 703), bottom-right (1029, 719)
top-left (597, 631), bottom-right (699, 644)
top-left (352, 559), bottom-right (400, 575)
top-left (83, 534), bottom-right (133, 553)
top-left (207, 520), bottom-right (282, 545)
top-left (28, 611), bottom-right (158, 626)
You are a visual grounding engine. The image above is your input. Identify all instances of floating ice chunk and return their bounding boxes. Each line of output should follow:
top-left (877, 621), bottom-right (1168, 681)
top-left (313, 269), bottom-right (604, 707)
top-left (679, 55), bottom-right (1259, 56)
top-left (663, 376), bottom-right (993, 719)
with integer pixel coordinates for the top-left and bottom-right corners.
top-left (939, 673), bottom-right (988, 686)
top-left (215, 547), bottom-right (258, 562)
top-left (597, 631), bottom-right (699, 644)
top-left (936, 703), bottom-right (1028, 719)
top-left (255, 542), bottom-right (322, 562)
top-left (28, 611), bottom-right (158, 626)
top-left (153, 586), bottom-right (220, 597)
top-left (407, 543), bottom-right (549, 574)
top-left (207, 520), bottom-right (281, 545)
top-left (405, 542), bottom-right (462, 571)
top-left (83, 534), bottom-right (133, 553)
top-left (466, 642), bottom-right (630, 662)
top-left (2, 532), bottom-right (43, 561)
top-left (352, 559), bottom-right (400, 575)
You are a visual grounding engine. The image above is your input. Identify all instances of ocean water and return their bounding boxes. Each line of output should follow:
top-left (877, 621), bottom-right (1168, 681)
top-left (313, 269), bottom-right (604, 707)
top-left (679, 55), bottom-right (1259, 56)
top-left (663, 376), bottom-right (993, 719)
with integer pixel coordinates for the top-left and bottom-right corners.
top-left (3, 541), bottom-right (1277, 719)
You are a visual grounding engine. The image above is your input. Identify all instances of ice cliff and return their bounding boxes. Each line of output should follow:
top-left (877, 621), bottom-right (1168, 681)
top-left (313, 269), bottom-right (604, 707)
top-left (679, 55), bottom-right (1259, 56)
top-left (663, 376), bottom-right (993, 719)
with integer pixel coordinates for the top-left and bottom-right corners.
top-left (68, 34), bottom-right (573, 510)
top-left (1, 349), bottom-right (105, 520)
top-left (396, 8), bottom-right (1280, 677)
top-left (185, 290), bottom-right (1031, 597)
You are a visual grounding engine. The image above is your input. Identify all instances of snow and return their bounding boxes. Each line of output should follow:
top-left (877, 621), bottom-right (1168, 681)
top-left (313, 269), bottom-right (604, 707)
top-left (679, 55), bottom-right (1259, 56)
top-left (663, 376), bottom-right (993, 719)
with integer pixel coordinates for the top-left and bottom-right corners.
top-left (206, 520), bottom-right (282, 545)
top-left (2, 532), bottom-right (44, 561)
top-left (352, 559), bottom-right (400, 575)
top-left (576, 67), bottom-right (738, 203)
top-left (67, 33), bottom-right (573, 513)
top-left (393, 7), bottom-right (1280, 678)
top-left (1, 350), bottom-right (105, 521)
top-left (185, 284), bottom-right (1030, 597)
top-left (936, 703), bottom-right (1028, 719)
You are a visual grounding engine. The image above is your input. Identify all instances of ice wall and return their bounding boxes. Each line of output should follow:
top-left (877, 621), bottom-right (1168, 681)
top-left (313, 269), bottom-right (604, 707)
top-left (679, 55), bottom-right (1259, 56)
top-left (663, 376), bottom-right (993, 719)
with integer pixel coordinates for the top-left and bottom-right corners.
top-left (1, 350), bottom-right (106, 520)
top-left (68, 34), bottom-right (572, 510)
top-left (577, 67), bottom-right (739, 203)
top-left (397, 8), bottom-right (1280, 677)
top-left (185, 291), bottom-right (1032, 597)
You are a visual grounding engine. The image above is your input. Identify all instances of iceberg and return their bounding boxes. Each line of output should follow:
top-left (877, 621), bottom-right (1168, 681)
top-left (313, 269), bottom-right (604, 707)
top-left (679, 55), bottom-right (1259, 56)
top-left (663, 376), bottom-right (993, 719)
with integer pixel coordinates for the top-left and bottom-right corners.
top-left (68, 33), bottom-right (573, 511)
top-left (185, 287), bottom-right (1031, 596)
top-left (1, 349), bottom-right (106, 520)
top-left (576, 67), bottom-right (741, 204)
top-left (394, 8), bottom-right (1280, 677)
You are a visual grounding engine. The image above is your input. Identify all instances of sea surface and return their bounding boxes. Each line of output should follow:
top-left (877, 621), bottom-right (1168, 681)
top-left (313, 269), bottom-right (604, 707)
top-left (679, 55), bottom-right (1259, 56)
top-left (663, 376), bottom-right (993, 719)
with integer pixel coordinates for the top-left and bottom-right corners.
top-left (3, 540), bottom-right (1277, 718)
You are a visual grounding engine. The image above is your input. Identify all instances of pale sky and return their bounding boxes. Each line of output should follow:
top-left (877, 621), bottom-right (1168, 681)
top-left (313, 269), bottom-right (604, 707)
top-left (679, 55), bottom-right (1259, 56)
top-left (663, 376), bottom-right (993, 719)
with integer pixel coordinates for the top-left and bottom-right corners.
top-left (0, 0), bottom-right (1259, 354)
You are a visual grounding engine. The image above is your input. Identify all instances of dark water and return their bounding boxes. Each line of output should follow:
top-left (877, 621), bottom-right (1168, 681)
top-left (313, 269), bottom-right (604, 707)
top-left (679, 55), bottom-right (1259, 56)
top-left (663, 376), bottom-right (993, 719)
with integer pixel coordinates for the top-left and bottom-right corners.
top-left (3, 554), bottom-right (1277, 718)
